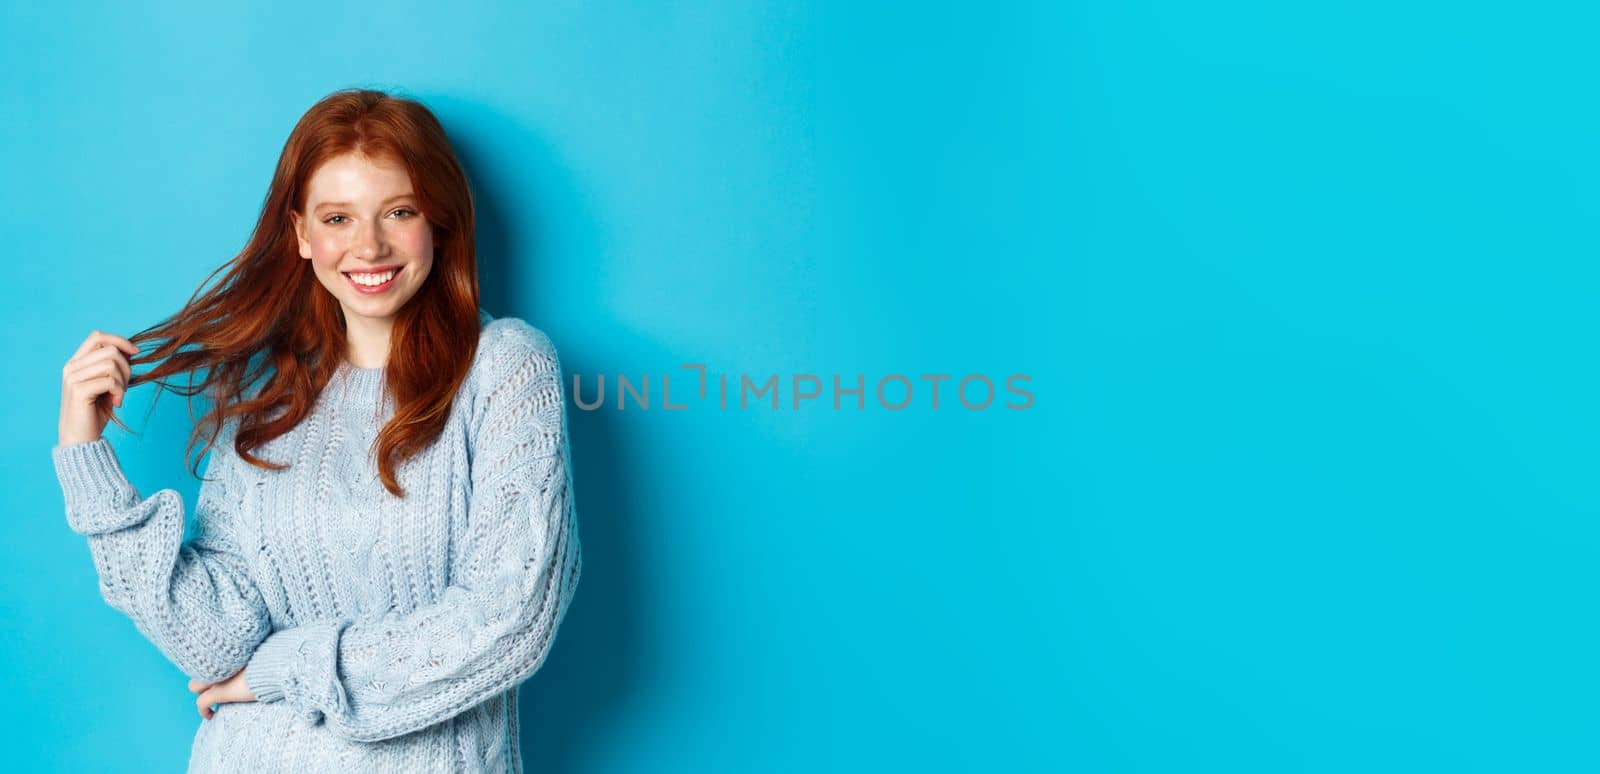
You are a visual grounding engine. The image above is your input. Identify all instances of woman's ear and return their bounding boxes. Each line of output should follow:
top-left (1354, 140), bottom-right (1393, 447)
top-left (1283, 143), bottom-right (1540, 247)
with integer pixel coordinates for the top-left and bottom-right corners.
top-left (289, 211), bottom-right (311, 259)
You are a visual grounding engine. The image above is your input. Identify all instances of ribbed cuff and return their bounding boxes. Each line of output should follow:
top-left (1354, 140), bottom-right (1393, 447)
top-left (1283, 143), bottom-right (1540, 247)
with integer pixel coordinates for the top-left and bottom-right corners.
top-left (51, 438), bottom-right (144, 535)
top-left (244, 628), bottom-right (302, 703)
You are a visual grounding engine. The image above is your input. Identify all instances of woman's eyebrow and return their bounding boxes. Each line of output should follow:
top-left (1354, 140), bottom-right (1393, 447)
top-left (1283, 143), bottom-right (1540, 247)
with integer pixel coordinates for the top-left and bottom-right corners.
top-left (313, 194), bottom-right (416, 211)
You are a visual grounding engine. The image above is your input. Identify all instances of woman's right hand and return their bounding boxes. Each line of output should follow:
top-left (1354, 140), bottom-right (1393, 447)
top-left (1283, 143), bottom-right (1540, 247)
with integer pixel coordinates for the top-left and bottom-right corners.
top-left (58, 330), bottom-right (138, 447)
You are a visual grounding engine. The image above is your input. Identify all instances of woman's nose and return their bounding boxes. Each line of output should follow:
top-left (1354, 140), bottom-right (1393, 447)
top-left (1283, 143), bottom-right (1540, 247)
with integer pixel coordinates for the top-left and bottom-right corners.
top-left (351, 220), bottom-right (384, 258)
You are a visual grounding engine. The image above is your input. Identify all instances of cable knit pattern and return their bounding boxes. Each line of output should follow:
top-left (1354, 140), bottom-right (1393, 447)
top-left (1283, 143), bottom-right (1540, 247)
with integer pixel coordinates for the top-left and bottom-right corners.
top-left (49, 312), bottom-right (582, 773)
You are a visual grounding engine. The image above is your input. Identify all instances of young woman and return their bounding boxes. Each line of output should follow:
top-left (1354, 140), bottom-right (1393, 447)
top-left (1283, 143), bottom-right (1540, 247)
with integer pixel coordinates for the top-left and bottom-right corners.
top-left (51, 88), bottom-right (581, 772)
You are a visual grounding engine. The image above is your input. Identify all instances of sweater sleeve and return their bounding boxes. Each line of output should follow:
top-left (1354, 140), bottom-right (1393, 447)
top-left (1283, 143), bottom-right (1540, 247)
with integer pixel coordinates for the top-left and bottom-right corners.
top-left (51, 423), bottom-right (273, 684)
top-left (241, 322), bottom-right (583, 743)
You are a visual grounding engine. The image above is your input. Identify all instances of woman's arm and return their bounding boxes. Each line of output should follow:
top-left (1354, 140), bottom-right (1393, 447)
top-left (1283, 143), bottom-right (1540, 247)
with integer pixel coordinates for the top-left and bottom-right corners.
top-left (52, 423), bottom-right (273, 685)
top-left (240, 321), bottom-right (583, 743)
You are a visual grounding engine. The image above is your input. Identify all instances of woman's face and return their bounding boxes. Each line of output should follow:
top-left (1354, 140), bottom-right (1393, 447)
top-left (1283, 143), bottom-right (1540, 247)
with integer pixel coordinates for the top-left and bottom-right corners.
top-left (292, 152), bottom-right (435, 330)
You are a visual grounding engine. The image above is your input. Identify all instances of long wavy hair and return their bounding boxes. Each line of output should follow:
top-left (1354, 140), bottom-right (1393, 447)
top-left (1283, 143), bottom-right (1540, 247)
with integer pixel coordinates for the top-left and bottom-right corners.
top-left (111, 88), bottom-right (482, 498)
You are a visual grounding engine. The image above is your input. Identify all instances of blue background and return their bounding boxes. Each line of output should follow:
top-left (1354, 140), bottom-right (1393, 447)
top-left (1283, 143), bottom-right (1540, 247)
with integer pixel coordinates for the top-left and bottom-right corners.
top-left (0, 1), bottom-right (1587, 771)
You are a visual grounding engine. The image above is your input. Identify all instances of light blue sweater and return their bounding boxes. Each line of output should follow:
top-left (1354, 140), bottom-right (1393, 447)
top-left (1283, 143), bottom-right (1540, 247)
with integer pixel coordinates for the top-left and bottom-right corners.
top-left (50, 313), bottom-right (582, 772)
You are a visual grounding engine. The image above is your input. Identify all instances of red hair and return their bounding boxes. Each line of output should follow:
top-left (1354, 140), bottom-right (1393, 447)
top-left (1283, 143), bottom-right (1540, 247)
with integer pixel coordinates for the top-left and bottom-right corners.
top-left (115, 88), bottom-right (481, 498)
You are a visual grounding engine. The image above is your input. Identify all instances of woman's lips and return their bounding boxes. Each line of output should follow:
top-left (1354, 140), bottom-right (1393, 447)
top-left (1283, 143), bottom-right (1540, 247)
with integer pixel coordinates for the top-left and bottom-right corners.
top-left (345, 266), bottom-right (403, 295)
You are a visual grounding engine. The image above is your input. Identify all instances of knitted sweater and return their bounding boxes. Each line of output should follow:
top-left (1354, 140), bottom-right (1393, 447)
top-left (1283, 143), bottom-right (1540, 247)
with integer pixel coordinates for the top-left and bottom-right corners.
top-left (50, 312), bottom-right (582, 773)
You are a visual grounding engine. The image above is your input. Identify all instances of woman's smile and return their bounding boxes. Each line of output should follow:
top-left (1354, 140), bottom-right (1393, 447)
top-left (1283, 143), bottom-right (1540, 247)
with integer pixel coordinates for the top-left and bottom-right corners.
top-left (343, 265), bottom-right (404, 294)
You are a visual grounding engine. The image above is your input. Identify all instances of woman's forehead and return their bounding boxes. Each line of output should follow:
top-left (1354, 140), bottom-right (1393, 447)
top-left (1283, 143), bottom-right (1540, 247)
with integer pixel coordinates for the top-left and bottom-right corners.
top-left (305, 153), bottom-right (414, 205)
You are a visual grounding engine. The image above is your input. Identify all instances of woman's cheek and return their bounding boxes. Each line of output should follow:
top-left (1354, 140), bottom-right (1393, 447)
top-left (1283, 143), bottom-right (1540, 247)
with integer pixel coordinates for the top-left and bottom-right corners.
top-left (311, 236), bottom-right (346, 262)
top-left (396, 226), bottom-right (432, 255)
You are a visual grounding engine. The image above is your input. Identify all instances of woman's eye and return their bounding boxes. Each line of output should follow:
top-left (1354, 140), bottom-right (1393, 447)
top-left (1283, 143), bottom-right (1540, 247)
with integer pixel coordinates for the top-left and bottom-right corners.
top-left (323, 209), bottom-right (413, 224)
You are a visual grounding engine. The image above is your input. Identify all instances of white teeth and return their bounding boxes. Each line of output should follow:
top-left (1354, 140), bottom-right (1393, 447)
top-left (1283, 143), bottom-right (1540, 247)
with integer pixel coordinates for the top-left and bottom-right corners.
top-left (347, 270), bottom-right (397, 286)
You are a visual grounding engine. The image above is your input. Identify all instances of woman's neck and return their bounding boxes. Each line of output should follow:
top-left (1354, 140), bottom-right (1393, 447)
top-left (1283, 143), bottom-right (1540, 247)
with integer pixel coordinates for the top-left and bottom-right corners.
top-left (343, 315), bottom-right (392, 369)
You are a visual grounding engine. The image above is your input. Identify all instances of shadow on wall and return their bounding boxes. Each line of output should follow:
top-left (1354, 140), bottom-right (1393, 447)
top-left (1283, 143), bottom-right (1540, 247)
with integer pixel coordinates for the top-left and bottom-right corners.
top-left (444, 98), bottom-right (641, 773)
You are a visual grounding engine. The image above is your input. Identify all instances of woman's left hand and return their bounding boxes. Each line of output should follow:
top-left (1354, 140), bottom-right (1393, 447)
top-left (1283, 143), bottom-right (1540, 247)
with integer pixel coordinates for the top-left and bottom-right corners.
top-left (188, 668), bottom-right (257, 720)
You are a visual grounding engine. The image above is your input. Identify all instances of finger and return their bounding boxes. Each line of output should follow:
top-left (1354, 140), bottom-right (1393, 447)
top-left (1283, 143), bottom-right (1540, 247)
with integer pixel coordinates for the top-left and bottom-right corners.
top-left (96, 345), bottom-right (133, 384)
top-left (65, 356), bottom-right (126, 390)
top-left (70, 331), bottom-right (103, 360)
top-left (104, 332), bottom-right (139, 355)
top-left (188, 678), bottom-right (209, 694)
top-left (88, 331), bottom-right (139, 357)
top-left (70, 331), bottom-right (137, 361)
top-left (196, 692), bottom-right (213, 720)
top-left (66, 355), bottom-right (129, 392)
top-left (69, 374), bottom-right (125, 409)
top-left (65, 346), bottom-right (132, 387)
top-left (101, 349), bottom-right (132, 389)
top-left (62, 356), bottom-right (126, 400)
